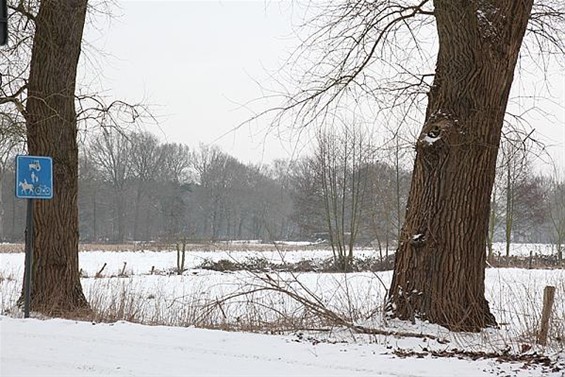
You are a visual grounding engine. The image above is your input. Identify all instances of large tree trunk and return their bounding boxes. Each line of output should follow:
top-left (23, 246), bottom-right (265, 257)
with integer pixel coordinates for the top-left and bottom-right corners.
top-left (388, 0), bottom-right (533, 331)
top-left (24, 0), bottom-right (89, 314)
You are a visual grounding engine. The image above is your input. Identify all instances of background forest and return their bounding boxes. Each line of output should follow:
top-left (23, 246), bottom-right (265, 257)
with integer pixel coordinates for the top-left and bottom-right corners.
top-left (2, 128), bottom-right (562, 254)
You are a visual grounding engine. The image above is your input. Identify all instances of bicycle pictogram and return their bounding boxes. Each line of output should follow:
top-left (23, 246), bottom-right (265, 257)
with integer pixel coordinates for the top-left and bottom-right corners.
top-left (15, 155), bottom-right (53, 200)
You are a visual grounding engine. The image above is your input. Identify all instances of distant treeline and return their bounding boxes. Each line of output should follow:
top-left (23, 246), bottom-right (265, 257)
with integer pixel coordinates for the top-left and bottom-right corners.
top-left (1, 129), bottom-right (563, 252)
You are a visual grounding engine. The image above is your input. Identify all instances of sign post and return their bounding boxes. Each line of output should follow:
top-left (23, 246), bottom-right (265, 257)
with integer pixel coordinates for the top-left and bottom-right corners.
top-left (15, 155), bottom-right (53, 318)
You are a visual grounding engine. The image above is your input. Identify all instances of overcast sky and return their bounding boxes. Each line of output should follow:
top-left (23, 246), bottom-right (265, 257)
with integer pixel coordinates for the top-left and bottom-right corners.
top-left (83, 0), bottom-right (301, 164)
top-left (82, 0), bottom-right (565, 171)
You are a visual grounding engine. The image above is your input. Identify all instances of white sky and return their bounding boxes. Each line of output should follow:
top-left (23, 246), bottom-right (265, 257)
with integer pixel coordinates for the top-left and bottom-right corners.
top-left (83, 0), bottom-right (302, 164)
top-left (82, 0), bottom-right (565, 171)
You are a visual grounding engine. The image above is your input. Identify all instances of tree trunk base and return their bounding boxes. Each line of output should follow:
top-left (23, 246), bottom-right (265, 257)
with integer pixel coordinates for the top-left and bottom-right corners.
top-left (387, 297), bottom-right (497, 333)
top-left (19, 284), bottom-right (90, 317)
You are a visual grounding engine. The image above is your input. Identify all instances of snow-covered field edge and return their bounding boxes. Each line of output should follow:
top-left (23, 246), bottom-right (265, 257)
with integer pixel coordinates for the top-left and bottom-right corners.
top-left (1, 245), bottom-right (564, 376)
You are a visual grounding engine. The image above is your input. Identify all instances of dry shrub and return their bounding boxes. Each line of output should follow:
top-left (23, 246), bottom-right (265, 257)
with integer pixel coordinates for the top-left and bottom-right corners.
top-left (486, 269), bottom-right (565, 351)
top-left (0, 244), bottom-right (24, 253)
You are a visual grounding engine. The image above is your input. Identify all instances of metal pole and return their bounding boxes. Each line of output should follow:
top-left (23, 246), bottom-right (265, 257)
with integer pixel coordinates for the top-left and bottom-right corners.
top-left (23, 199), bottom-right (33, 318)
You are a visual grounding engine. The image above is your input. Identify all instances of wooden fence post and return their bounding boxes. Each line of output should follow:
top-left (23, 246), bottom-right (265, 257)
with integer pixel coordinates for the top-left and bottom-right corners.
top-left (537, 285), bottom-right (556, 346)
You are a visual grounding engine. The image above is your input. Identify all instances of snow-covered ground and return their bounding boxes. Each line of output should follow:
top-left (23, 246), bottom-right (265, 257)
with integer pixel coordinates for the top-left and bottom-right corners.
top-left (1, 245), bottom-right (564, 376)
top-left (488, 242), bottom-right (561, 257)
top-left (3, 315), bottom-right (561, 377)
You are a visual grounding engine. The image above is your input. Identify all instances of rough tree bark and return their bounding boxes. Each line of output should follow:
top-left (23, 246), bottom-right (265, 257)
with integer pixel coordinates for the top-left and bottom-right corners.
top-left (388, 0), bottom-right (534, 331)
top-left (23, 0), bottom-right (89, 314)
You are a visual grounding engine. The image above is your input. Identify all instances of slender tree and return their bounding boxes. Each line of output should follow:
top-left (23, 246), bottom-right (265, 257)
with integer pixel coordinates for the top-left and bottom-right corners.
top-left (158, 142), bottom-right (191, 239)
top-left (547, 176), bottom-right (565, 260)
top-left (0, 115), bottom-right (25, 239)
top-left (129, 131), bottom-right (161, 241)
top-left (314, 124), bottom-right (374, 271)
top-left (89, 129), bottom-right (132, 243)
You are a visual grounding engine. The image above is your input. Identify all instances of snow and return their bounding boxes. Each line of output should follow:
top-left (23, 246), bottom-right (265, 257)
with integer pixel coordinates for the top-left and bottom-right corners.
top-left (489, 242), bottom-right (558, 257)
top-left (411, 234), bottom-right (426, 243)
top-left (0, 316), bottom-right (556, 377)
top-left (422, 135), bottom-right (440, 145)
top-left (1, 241), bottom-right (551, 278)
top-left (77, 248), bottom-right (378, 276)
top-left (476, 4), bottom-right (498, 40)
top-left (0, 244), bottom-right (564, 376)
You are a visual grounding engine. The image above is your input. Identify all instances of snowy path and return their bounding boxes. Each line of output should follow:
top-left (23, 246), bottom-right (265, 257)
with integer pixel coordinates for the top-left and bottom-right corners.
top-left (0, 316), bottom-right (548, 377)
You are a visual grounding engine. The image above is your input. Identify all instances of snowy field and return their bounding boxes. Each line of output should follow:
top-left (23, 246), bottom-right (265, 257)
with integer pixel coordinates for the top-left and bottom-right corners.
top-left (1, 244), bottom-right (564, 376)
top-left (3, 316), bottom-right (562, 377)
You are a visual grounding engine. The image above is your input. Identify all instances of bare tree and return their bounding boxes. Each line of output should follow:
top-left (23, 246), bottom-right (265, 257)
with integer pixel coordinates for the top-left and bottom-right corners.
top-left (500, 138), bottom-right (530, 258)
top-left (314, 123), bottom-right (375, 271)
top-left (487, 182), bottom-right (501, 260)
top-left (364, 159), bottom-right (411, 260)
top-left (487, 129), bottom-right (548, 257)
top-left (546, 173), bottom-right (565, 260)
top-left (288, 157), bottom-right (327, 238)
top-left (157, 142), bottom-right (191, 239)
top-left (0, 114), bottom-right (25, 235)
top-left (270, 0), bottom-right (564, 331)
top-left (159, 142), bottom-right (191, 184)
top-left (369, 127), bottom-right (413, 254)
top-left (129, 131), bottom-right (161, 241)
top-left (24, 0), bottom-right (89, 313)
top-left (78, 147), bottom-right (104, 242)
top-left (0, 0), bottom-right (155, 314)
top-left (191, 145), bottom-right (242, 240)
top-left (89, 129), bottom-right (132, 243)
top-left (266, 159), bottom-right (300, 240)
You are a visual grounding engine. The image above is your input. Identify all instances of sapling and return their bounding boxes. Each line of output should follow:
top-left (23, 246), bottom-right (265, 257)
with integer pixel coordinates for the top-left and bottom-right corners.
top-left (176, 237), bottom-right (187, 275)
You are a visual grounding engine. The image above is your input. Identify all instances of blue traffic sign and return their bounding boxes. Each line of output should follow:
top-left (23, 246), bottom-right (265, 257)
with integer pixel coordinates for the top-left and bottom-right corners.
top-left (15, 155), bottom-right (53, 199)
